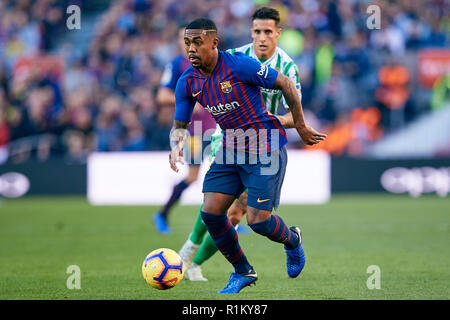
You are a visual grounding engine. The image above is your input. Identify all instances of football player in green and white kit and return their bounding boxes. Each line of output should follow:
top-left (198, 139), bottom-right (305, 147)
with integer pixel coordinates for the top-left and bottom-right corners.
top-left (179, 7), bottom-right (303, 281)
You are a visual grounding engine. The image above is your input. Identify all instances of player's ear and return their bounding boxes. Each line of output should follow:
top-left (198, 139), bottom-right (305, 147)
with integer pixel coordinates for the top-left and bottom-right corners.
top-left (276, 26), bottom-right (282, 38)
top-left (212, 36), bottom-right (219, 49)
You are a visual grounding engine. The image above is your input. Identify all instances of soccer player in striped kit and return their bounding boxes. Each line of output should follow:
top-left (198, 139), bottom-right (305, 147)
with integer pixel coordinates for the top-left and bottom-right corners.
top-left (169, 17), bottom-right (326, 293)
top-left (179, 7), bottom-right (304, 282)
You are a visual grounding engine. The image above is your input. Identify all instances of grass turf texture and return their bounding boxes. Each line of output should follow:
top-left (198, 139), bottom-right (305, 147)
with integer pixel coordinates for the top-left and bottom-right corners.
top-left (0, 194), bottom-right (449, 300)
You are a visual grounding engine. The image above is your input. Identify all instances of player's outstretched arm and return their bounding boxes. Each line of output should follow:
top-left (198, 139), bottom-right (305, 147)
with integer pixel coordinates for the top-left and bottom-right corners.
top-left (273, 74), bottom-right (327, 145)
top-left (169, 120), bottom-right (190, 172)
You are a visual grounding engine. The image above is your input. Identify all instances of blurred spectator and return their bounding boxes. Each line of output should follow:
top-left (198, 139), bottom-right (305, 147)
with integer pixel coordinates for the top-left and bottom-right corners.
top-left (120, 107), bottom-right (146, 151)
top-left (307, 107), bottom-right (383, 156)
top-left (11, 86), bottom-right (56, 139)
top-left (0, 0), bottom-right (448, 161)
top-left (375, 58), bottom-right (414, 130)
top-left (94, 95), bottom-right (123, 152)
top-left (146, 104), bottom-right (174, 151)
top-left (369, 11), bottom-right (405, 56)
top-left (314, 33), bottom-right (335, 85)
top-left (431, 74), bottom-right (450, 111)
top-left (0, 91), bottom-right (11, 163)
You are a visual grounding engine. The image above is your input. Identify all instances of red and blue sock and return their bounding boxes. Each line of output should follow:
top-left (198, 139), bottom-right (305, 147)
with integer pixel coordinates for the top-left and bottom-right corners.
top-left (248, 215), bottom-right (299, 250)
top-left (201, 211), bottom-right (252, 274)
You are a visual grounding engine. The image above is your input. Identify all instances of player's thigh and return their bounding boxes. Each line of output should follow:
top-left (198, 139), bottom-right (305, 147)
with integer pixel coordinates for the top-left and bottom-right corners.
top-left (203, 161), bottom-right (245, 201)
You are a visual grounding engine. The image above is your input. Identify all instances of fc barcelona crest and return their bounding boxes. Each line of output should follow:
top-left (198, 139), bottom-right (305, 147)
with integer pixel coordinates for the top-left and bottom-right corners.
top-left (220, 81), bottom-right (232, 94)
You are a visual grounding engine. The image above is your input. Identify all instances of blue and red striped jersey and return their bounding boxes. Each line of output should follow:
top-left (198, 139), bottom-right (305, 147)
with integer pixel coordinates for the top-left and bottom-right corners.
top-left (174, 51), bottom-right (288, 153)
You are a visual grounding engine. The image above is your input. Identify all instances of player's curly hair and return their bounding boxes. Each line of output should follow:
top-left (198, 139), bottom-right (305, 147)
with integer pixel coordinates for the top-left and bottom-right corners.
top-left (252, 7), bottom-right (280, 25)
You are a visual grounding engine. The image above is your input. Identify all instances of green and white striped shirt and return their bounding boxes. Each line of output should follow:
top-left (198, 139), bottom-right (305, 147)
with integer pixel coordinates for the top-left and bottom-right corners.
top-left (227, 43), bottom-right (302, 114)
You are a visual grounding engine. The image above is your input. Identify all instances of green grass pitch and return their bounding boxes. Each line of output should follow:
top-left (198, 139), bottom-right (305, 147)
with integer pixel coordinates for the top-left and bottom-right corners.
top-left (0, 194), bottom-right (449, 300)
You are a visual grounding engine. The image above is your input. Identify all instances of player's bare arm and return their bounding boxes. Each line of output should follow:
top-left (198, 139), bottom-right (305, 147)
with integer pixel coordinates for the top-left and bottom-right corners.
top-left (270, 111), bottom-right (294, 128)
top-left (169, 120), bottom-right (190, 172)
top-left (273, 73), bottom-right (327, 145)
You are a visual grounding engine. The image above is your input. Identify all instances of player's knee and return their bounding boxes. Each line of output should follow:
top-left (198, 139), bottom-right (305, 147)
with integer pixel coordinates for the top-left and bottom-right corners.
top-left (203, 193), bottom-right (236, 214)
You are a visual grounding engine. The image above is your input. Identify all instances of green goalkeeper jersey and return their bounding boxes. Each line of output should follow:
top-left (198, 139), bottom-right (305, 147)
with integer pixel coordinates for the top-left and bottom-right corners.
top-left (209, 43), bottom-right (302, 159)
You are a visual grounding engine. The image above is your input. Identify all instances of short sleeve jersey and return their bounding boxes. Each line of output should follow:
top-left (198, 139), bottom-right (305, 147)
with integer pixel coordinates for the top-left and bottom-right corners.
top-left (174, 51), bottom-right (288, 154)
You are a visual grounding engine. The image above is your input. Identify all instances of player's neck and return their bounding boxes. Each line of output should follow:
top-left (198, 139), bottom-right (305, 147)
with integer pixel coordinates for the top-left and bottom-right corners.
top-left (198, 50), bottom-right (219, 76)
top-left (255, 46), bottom-right (276, 63)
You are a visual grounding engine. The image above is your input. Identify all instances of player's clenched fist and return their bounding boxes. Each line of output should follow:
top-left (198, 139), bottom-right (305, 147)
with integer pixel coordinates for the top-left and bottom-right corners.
top-left (169, 148), bottom-right (184, 172)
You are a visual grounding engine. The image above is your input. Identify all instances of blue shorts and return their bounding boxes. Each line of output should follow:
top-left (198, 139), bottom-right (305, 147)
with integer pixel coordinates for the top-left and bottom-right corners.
top-left (202, 147), bottom-right (287, 211)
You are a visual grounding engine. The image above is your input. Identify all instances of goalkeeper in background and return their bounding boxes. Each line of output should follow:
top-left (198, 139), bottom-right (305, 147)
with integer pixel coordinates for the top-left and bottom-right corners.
top-left (178, 7), bottom-right (302, 281)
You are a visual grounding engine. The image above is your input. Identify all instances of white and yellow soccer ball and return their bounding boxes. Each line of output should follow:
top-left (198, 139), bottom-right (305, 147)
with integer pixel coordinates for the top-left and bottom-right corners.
top-left (142, 248), bottom-right (185, 290)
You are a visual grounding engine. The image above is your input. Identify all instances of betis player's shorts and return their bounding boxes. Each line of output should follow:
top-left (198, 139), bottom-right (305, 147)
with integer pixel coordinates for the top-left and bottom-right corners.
top-left (202, 146), bottom-right (287, 212)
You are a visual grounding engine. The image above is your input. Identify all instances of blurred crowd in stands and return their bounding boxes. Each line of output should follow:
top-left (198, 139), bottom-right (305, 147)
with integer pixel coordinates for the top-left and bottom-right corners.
top-left (0, 0), bottom-right (448, 163)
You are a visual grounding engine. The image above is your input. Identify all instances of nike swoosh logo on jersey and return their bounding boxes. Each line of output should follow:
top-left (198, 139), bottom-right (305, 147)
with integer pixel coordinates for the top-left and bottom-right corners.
top-left (257, 198), bottom-right (271, 203)
top-left (192, 91), bottom-right (202, 97)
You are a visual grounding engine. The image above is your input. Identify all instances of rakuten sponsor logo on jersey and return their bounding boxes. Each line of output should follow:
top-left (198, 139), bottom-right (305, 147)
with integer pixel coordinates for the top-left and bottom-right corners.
top-left (205, 101), bottom-right (240, 116)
